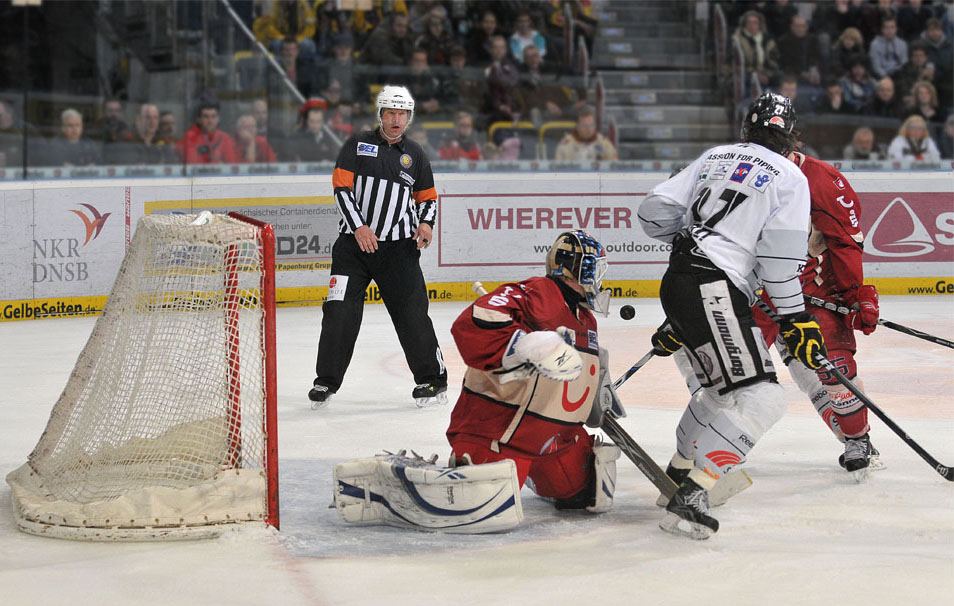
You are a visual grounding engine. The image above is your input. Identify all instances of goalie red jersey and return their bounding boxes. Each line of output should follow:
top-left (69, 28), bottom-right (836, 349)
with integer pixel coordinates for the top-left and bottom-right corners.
top-left (447, 276), bottom-right (600, 455)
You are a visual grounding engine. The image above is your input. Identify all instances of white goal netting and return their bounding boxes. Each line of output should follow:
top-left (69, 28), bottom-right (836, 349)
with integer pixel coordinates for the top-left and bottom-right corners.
top-left (6, 213), bottom-right (277, 540)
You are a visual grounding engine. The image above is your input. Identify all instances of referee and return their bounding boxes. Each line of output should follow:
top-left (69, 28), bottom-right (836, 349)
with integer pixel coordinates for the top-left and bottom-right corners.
top-left (309, 85), bottom-right (447, 408)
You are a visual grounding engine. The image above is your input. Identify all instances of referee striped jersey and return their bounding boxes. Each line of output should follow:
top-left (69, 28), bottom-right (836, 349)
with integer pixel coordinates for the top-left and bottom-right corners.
top-left (332, 129), bottom-right (438, 240)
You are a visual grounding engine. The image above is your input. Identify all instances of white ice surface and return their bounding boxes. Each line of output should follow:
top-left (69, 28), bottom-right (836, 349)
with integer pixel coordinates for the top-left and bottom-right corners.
top-left (1, 296), bottom-right (952, 606)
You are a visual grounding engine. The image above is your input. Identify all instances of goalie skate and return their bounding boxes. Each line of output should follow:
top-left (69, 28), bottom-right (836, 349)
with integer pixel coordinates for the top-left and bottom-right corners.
top-left (333, 453), bottom-right (522, 533)
top-left (656, 467), bottom-right (752, 508)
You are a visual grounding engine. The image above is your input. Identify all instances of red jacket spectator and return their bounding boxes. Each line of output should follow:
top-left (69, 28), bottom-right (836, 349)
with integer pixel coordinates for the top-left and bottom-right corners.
top-left (176, 104), bottom-right (238, 164)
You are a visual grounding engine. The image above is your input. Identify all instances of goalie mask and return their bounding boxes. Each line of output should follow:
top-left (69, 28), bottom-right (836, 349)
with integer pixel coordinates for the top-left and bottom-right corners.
top-left (546, 230), bottom-right (610, 316)
top-left (375, 85), bottom-right (415, 139)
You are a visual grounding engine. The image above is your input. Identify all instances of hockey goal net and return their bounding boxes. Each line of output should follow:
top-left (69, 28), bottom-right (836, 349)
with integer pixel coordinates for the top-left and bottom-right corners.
top-left (6, 211), bottom-right (278, 540)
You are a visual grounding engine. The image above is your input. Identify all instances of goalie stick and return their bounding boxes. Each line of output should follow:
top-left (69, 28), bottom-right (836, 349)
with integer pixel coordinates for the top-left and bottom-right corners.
top-left (804, 294), bottom-right (954, 350)
top-left (758, 299), bottom-right (954, 481)
top-left (470, 282), bottom-right (751, 503)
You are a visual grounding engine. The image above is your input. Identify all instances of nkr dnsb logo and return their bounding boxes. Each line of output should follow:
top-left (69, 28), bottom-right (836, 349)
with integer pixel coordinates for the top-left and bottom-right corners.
top-left (32, 204), bottom-right (109, 283)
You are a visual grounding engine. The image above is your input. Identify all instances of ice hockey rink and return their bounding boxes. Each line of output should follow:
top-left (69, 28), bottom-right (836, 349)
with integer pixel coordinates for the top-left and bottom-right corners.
top-left (1, 295), bottom-right (952, 606)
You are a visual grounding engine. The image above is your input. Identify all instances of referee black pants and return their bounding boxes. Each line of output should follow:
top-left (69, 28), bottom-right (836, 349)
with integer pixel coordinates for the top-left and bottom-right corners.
top-left (315, 234), bottom-right (446, 392)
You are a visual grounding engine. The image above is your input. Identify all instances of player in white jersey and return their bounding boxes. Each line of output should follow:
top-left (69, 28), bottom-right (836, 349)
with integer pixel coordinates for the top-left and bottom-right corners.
top-left (638, 92), bottom-right (826, 539)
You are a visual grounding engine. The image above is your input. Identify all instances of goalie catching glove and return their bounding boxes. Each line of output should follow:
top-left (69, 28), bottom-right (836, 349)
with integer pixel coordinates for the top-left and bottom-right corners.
top-left (842, 284), bottom-right (879, 335)
top-left (779, 311), bottom-right (827, 370)
top-left (650, 321), bottom-right (682, 357)
top-left (500, 327), bottom-right (582, 383)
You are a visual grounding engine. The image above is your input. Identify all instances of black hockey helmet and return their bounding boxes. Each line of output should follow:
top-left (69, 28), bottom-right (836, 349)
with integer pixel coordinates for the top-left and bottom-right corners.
top-left (741, 92), bottom-right (798, 154)
top-left (742, 92), bottom-right (796, 137)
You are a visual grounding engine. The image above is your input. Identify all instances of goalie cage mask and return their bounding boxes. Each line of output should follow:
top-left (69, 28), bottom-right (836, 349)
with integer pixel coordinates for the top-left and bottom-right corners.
top-left (546, 230), bottom-right (610, 316)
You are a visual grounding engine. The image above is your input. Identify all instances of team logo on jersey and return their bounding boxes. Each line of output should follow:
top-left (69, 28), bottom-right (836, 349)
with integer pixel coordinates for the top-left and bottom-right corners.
top-left (400, 153), bottom-right (413, 168)
top-left (698, 161), bottom-right (712, 181)
top-left (357, 142), bottom-right (378, 157)
top-left (748, 169), bottom-right (773, 192)
top-left (587, 330), bottom-right (598, 349)
top-left (729, 162), bottom-right (753, 183)
top-left (833, 176), bottom-right (846, 190)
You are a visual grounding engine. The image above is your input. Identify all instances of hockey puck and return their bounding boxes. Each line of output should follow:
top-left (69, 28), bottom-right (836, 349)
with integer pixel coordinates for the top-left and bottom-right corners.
top-left (619, 305), bottom-right (636, 320)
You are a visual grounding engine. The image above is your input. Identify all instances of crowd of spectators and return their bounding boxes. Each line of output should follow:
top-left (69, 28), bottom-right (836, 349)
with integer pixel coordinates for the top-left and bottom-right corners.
top-left (0, 1), bottom-right (603, 168)
top-left (726, 0), bottom-right (953, 160)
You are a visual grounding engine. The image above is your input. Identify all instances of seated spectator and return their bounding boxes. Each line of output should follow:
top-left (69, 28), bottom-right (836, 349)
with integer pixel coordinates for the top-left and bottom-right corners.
top-left (158, 111), bottom-right (178, 145)
top-left (815, 0), bottom-right (865, 53)
top-left (319, 81), bottom-right (356, 138)
top-left (897, 0), bottom-right (934, 42)
top-left (40, 108), bottom-right (101, 167)
top-left (440, 45), bottom-right (484, 114)
top-left (842, 126), bottom-right (884, 160)
top-left (414, 9), bottom-right (455, 66)
top-left (869, 16), bottom-right (908, 79)
top-left (829, 27), bottom-right (867, 79)
top-left (0, 98), bottom-right (32, 168)
top-left (406, 124), bottom-right (439, 158)
top-left (732, 10), bottom-right (780, 89)
top-left (762, 0), bottom-right (798, 39)
top-left (96, 98), bottom-right (132, 144)
top-left (318, 34), bottom-right (359, 106)
top-left (776, 16), bottom-right (822, 88)
top-left (359, 12), bottom-right (414, 70)
top-left (509, 10), bottom-right (547, 66)
top-left (252, 0), bottom-right (318, 59)
top-left (176, 102), bottom-right (238, 164)
top-left (815, 78), bottom-right (852, 114)
top-left (895, 42), bottom-right (938, 102)
top-left (777, 74), bottom-right (817, 116)
top-left (518, 44), bottom-right (572, 123)
top-left (905, 81), bottom-right (946, 129)
top-left (466, 10), bottom-right (500, 68)
top-left (276, 37), bottom-right (320, 99)
top-left (105, 103), bottom-right (177, 165)
top-left (482, 35), bottom-right (520, 123)
top-left (938, 114), bottom-right (954, 159)
top-left (438, 111), bottom-right (482, 160)
top-left (397, 48), bottom-right (442, 116)
top-left (286, 101), bottom-right (338, 162)
top-left (921, 18), bottom-right (953, 104)
top-left (234, 114), bottom-right (277, 164)
top-left (887, 114), bottom-right (941, 161)
top-left (554, 105), bottom-right (617, 161)
top-left (862, 77), bottom-right (906, 119)
top-left (840, 57), bottom-right (878, 113)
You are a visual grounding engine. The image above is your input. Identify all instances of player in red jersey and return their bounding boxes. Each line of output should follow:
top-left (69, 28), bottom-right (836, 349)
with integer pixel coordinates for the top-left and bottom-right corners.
top-left (753, 151), bottom-right (881, 477)
top-left (446, 230), bottom-right (621, 513)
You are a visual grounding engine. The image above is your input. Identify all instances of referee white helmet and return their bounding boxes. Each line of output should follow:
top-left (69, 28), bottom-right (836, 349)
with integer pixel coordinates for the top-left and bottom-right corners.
top-left (376, 85), bottom-right (415, 132)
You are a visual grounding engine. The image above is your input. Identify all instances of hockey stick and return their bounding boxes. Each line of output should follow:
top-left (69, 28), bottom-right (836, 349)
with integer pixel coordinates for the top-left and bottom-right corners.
top-left (612, 349), bottom-right (656, 390)
top-left (804, 294), bottom-right (954, 349)
top-left (758, 299), bottom-right (954, 481)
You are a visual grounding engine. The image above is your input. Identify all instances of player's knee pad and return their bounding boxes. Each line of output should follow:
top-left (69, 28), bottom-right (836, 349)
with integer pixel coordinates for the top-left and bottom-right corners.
top-left (333, 453), bottom-right (523, 533)
top-left (586, 442), bottom-right (621, 514)
top-left (732, 380), bottom-right (787, 438)
top-left (815, 348), bottom-right (858, 385)
top-left (675, 387), bottom-right (730, 459)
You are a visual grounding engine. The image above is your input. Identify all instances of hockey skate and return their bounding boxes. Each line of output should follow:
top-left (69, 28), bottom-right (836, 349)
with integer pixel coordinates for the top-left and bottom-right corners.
top-left (308, 384), bottom-right (335, 410)
top-left (413, 382), bottom-right (448, 407)
top-left (655, 464), bottom-right (753, 508)
top-left (839, 437), bottom-right (885, 473)
top-left (659, 478), bottom-right (719, 540)
top-left (840, 434), bottom-right (876, 481)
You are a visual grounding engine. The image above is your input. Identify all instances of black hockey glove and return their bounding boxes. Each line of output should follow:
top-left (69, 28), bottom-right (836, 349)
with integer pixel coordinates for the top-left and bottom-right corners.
top-left (650, 322), bottom-right (683, 357)
top-left (779, 311), bottom-right (827, 370)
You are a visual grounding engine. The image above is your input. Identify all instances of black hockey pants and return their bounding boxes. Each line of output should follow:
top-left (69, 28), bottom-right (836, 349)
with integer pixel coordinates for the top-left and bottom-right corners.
top-left (315, 234), bottom-right (446, 392)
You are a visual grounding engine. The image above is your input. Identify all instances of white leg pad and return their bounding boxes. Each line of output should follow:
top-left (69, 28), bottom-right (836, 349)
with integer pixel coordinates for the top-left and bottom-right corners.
top-left (333, 455), bottom-right (523, 534)
top-left (587, 443), bottom-right (621, 513)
